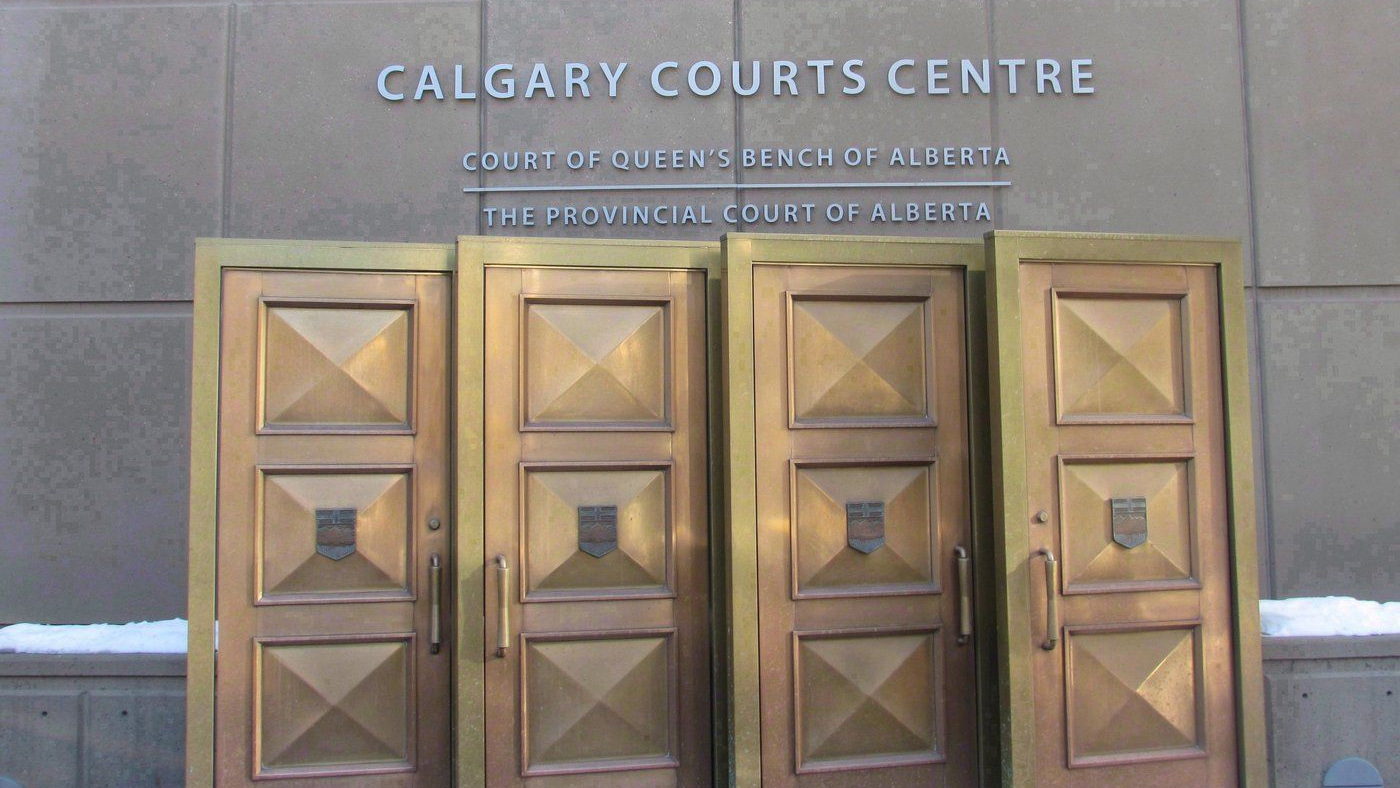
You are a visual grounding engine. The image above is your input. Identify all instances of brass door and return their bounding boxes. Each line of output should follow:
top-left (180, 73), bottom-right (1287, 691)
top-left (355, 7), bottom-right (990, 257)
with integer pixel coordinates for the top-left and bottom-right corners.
top-left (1018, 262), bottom-right (1238, 786)
top-left (751, 264), bottom-right (976, 788)
top-left (215, 271), bottom-right (451, 787)
top-left (483, 266), bottom-right (711, 787)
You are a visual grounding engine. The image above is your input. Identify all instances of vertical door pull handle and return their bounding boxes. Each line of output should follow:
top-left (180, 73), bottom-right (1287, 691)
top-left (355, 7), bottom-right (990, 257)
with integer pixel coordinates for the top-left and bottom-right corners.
top-left (954, 545), bottom-right (972, 645)
top-left (428, 553), bottom-right (443, 654)
top-left (494, 555), bottom-right (510, 658)
top-left (1035, 548), bottom-right (1059, 651)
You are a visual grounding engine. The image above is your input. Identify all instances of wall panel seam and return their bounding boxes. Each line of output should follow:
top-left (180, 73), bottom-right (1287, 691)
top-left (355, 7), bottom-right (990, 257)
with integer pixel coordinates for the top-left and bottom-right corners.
top-left (220, 2), bottom-right (236, 237)
top-left (1234, 0), bottom-right (1275, 598)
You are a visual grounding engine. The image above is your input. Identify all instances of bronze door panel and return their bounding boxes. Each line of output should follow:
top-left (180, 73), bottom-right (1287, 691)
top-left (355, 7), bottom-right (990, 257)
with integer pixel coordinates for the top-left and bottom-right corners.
top-left (215, 271), bottom-right (451, 787)
top-left (484, 266), bottom-right (710, 788)
top-left (752, 264), bottom-right (976, 788)
top-left (1020, 262), bottom-right (1238, 787)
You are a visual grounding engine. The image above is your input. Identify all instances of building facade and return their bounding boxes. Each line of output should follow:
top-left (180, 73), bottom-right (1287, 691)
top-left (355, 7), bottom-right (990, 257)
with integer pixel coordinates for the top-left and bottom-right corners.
top-left (0, 1), bottom-right (1396, 787)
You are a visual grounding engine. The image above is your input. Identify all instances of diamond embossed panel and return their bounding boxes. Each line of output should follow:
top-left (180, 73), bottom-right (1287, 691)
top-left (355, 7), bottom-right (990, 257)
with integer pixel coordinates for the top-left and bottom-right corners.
top-left (1054, 295), bottom-right (1188, 421)
top-left (522, 633), bottom-right (675, 773)
top-left (524, 300), bottom-right (669, 429)
top-left (257, 639), bottom-right (411, 775)
top-left (793, 463), bottom-right (936, 597)
top-left (789, 297), bottom-right (931, 426)
top-left (263, 305), bottom-right (412, 430)
top-left (1059, 459), bottom-right (1196, 593)
top-left (523, 466), bottom-right (670, 599)
top-left (1066, 626), bottom-right (1203, 765)
top-left (794, 630), bottom-right (940, 771)
top-left (259, 471), bottom-right (411, 602)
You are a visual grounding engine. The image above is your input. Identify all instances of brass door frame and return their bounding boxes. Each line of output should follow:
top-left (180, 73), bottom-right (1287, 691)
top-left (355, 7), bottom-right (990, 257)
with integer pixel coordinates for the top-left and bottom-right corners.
top-left (982, 231), bottom-right (1266, 788)
top-left (187, 239), bottom-right (458, 788)
top-left (187, 231), bottom-right (1264, 788)
top-left (456, 237), bottom-right (722, 788)
top-left (719, 233), bottom-right (995, 788)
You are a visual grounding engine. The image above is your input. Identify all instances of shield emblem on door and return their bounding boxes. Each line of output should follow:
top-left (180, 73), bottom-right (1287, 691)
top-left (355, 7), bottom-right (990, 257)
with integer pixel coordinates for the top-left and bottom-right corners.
top-left (846, 501), bottom-right (886, 554)
top-left (315, 508), bottom-right (357, 560)
top-left (577, 505), bottom-right (618, 558)
top-left (1110, 497), bottom-right (1148, 549)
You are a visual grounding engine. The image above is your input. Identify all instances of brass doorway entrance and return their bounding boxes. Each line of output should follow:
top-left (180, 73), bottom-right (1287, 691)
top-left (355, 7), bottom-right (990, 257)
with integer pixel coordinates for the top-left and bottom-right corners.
top-left (213, 269), bottom-right (452, 787)
top-left (1020, 260), bottom-right (1238, 786)
top-left (187, 233), bottom-right (1263, 788)
top-left (476, 243), bottom-right (714, 787)
top-left (721, 236), bottom-right (985, 788)
top-left (985, 232), bottom-right (1267, 788)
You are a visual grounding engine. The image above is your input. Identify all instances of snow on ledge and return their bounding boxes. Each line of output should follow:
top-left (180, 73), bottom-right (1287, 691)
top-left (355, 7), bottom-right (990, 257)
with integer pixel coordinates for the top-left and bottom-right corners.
top-left (0, 619), bottom-right (187, 654)
top-left (3, 600), bottom-right (1397, 652)
top-left (1261, 597), bottom-right (1400, 638)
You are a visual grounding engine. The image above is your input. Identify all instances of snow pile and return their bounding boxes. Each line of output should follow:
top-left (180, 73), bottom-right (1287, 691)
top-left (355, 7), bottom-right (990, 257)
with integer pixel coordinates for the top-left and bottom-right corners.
top-left (0, 618), bottom-right (187, 654)
top-left (1260, 597), bottom-right (1400, 637)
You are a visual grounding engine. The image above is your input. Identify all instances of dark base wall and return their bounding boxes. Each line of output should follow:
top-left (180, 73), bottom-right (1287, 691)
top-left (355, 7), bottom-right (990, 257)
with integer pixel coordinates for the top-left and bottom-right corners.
top-left (1264, 636), bottom-right (1400, 788)
top-left (2, 639), bottom-right (1397, 788)
top-left (0, 655), bottom-right (184, 788)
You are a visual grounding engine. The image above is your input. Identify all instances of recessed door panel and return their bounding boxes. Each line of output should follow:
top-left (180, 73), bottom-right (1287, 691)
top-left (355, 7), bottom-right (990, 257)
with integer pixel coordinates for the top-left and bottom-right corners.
top-left (261, 303), bottom-right (414, 432)
top-left (521, 630), bottom-right (678, 774)
top-left (1052, 293), bottom-right (1189, 423)
top-left (794, 627), bottom-right (943, 772)
top-left (1056, 458), bottom-right (1198, 594)
top-left (256, 636), bottom-right (414, 776)
top-left (216, 271), bottom-right (451, 788)
top-left (792, 461), bottom-right (939, 597)
top-left (787, 296), bottom-right (934, 427)
top-left (522, 464), bottom-right (673, 600)
top-left (1063, 624), bottom-right (1204, 767)
top-left (751, 263), bottom-right (976, 788)
top-left (259, 469), bottom-right (413, 602)
top-left (485, 265), bottom-right (710, 788)
top-left (522, 298), bottom-right (671, 430)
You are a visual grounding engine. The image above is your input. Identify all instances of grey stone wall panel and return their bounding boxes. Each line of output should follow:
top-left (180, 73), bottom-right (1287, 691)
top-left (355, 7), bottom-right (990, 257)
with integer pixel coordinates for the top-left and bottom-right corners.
top-left (0, 314), bottom-right (190, 624)
top-left (992, 0), bottom-right (1253, 262)
top-left (228, 2), bottom-right (483, 242)
top-left (1245, 0), bottom-right (1400, 286)
top-left (1259, 294), bottom-right (1400, 600)
top-left (0, 6), bottom-right (227, 303)
top-left (0, 691), bottom-right (82, 786)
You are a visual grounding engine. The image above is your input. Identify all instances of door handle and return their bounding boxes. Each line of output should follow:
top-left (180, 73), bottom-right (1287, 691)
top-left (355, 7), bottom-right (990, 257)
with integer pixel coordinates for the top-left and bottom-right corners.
top-left (494, 555), bottom-right (510, 658)
top-left (954, 545), bottom-right (972, 645)
top-left (429, 553), bottom-right (443, 654)
top-left (1035, 548), bottom-right (1059, 651)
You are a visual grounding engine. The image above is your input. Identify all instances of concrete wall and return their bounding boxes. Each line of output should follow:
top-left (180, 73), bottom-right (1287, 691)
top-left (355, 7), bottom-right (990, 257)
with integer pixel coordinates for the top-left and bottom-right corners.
top-left (0, 0), bottom-right (1396, 622)
top-left (0, 655), bottom-right (185, 787)
top-left (1263, 636), bottom-right (1400, 788)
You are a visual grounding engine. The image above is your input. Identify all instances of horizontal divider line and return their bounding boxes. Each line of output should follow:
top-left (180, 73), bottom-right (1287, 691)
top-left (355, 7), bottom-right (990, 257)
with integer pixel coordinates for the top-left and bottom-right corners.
top-left (464, 181), bottom-right (1011, 195)
top-left (0, 301), bottom-right (193, 318)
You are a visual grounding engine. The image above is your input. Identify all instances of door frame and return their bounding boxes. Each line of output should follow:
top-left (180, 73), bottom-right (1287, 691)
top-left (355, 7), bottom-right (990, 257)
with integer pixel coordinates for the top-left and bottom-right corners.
top-left (982, 231), bottom-right (1266, 788)
top-left (455, 237), bottom-right (722, 788)
top-left (718, 233), bottom-right (996, 788)
top-left (186, 232), bottom-right (1264, 788)
top-left (186, 239), bottom-right (458, 788)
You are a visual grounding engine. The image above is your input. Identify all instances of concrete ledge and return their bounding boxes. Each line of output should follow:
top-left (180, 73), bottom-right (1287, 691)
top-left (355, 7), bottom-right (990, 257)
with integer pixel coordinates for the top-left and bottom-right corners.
top-left (0, 653), bottom-right (186, 677)
top-left (1263, 633), bottom-right (1400, 662)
